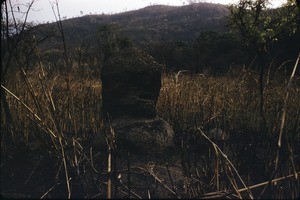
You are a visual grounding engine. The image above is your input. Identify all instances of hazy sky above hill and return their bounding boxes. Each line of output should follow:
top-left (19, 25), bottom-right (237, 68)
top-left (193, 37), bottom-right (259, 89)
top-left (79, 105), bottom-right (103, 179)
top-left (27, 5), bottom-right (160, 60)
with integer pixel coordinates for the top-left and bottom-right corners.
top-left (10, 0), bottom-right (286, 23)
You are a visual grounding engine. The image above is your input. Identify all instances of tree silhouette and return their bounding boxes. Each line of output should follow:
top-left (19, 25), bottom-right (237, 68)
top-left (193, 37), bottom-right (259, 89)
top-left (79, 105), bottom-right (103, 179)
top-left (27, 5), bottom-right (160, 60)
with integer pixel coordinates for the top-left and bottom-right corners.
top-left (228, 0), bottom-right (298, 129)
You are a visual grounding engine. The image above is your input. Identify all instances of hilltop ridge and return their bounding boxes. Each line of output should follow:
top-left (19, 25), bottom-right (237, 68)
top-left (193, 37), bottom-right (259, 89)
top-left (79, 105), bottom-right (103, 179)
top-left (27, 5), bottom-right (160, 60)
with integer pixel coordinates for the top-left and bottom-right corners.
top-left (40, 2), bottom-right (229, 49)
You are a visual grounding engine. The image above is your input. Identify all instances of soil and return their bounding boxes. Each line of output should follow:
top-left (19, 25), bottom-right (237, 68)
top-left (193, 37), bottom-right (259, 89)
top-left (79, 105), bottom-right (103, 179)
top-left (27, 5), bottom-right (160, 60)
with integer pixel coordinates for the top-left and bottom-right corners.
top-left (1, 143), bottom-right (187, 199)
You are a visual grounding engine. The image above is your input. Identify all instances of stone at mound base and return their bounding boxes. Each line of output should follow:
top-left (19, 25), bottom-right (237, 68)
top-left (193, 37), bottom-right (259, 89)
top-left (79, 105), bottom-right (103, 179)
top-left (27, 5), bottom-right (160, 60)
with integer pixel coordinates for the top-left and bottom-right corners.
top-left (112, 117), bottom-right (174, 157)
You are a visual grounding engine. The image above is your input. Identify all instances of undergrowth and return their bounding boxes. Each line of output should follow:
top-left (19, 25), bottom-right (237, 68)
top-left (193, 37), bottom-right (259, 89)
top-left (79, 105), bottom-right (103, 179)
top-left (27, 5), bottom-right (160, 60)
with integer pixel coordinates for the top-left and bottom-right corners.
top-left (1, 66), bottom-right (299, 198)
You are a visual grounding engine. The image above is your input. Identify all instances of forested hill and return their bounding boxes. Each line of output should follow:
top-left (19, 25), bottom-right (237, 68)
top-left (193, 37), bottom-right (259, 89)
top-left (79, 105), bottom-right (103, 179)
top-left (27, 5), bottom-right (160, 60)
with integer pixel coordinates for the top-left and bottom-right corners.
top-left (41, 2), bottom-right (229, 49)
top-left (37, 2), bottom-right (298, 74)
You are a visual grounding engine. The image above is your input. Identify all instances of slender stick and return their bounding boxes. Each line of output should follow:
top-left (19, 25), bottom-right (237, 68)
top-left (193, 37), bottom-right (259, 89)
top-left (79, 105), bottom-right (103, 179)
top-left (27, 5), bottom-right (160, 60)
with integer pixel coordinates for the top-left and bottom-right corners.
top-left (118, 179), bottom-right (142, 199)
top-left (166, 163), bottom-right (177, 197)
top-left (198, 128), bottom-right (254, 199)
top-left (239, 172), bottom-right (299, 193)
top-left (146, 165), bottom-right (179, 198)
top-left (59, 137), bottom-right (71, 199)
top-left (276, 52), bottom-right (299, 155)
top-left (106, 117), bottom-right (116, 199)
top-left (127, 151), bottom-right (131, 199)
top-left (225, 163), bottom-right (242, 199)
top-left (1, 85), bottom-right (57, 139)
top-left (40, 186), bottom-right (55, 199)
top-left (25, 157), bottom-right (42, 185)
top-left (107, 147), bottom-right (112, 199)
top-left (200, 173), bottom-right (299, 199)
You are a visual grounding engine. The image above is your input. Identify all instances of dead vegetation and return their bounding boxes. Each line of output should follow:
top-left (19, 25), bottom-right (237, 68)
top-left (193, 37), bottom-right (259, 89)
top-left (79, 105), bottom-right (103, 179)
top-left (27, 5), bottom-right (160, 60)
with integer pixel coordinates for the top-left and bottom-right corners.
top-left (1, 63), bottom-right (299, 198)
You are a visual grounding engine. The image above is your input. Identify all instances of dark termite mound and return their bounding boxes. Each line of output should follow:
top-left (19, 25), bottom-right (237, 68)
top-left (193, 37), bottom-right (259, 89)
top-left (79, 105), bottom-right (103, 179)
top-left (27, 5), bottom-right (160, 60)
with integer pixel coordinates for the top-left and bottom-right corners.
top-left (100, 48), bottom-right (174, 157)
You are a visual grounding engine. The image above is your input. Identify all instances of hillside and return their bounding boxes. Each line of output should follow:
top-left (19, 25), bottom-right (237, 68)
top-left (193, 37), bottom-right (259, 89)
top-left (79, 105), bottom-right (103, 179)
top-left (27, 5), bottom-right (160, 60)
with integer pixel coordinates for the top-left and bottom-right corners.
top-left (35, 2), bottom-right (298, 74)
top-left (40, 3), bottom-right (229, 49)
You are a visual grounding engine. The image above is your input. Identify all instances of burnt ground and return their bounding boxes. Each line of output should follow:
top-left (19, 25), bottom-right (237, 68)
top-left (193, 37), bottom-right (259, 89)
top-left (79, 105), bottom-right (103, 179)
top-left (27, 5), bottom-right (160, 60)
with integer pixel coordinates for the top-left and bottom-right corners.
top-left (1, 129), bottom-right (299, 199)
top-left (1, 144), bottom-right (187, 199)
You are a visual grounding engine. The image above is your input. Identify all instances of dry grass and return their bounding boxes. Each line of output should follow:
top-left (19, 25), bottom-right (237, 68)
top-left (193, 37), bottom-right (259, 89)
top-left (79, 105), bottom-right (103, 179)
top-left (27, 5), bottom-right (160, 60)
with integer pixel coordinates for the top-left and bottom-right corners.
top-left (1, 65), bottom-right (299, 198)
top-left (1, 69), bottom-right (103, 149)
top-left (158, 71), bottom-right (299, 136)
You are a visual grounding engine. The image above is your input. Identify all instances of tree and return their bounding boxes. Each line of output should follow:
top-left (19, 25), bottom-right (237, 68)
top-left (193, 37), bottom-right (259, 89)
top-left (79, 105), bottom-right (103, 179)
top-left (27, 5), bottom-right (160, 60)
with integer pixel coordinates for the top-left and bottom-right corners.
top-left (228, 0), bottom-right (298, 129)
top-left (1, 0), bottom-right (55, 142)
top-left (1, 0), bottom-right (36, 143)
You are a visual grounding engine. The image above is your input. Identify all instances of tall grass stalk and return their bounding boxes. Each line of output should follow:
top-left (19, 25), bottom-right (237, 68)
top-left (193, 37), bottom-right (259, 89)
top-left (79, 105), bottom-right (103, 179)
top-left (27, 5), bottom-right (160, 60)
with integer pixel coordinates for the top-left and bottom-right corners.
top-left (277, 52), bottom-right (299, 149)
top-left (1, 62), bottom-right (298, 198)
top-left (198, 128), bottom-right (253, 199)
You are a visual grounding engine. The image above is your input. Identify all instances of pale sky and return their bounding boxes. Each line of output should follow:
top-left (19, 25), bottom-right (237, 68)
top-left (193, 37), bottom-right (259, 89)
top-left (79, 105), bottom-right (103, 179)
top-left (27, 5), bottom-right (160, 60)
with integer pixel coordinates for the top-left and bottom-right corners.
top-left (9, 0), bottom-right (286, 24)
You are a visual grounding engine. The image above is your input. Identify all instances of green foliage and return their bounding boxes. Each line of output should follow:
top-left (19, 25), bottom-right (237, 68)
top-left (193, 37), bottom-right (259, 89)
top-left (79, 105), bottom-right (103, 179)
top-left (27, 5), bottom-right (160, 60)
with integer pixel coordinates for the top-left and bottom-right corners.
top-left (228, 0), bottom-right (298, 126)
top-left (228, 0), bottom-right (298, 47)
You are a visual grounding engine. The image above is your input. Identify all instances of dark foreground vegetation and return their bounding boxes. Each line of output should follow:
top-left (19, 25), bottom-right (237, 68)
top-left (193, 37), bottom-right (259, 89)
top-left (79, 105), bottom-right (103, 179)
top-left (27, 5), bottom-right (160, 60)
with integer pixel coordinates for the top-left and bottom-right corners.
top-left (1, 0), bottom-right (300, 199)
top-left (1, 68), bottom-right (299, 198)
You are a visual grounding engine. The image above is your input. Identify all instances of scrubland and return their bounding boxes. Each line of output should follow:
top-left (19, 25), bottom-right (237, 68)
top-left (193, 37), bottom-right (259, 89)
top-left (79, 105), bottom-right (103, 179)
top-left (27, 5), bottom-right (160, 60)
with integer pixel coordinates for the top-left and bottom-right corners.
top-left (1, 64), bottom-right (299, 198)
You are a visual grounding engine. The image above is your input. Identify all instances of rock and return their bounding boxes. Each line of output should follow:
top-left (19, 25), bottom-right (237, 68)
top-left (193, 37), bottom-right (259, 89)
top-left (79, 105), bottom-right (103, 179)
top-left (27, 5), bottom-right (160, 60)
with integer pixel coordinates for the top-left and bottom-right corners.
top-left (100, 48), bottom-right (174, 158)
top-left (91, 117), bottom-right (175, 158)
top-left (111, 117), bottom-right (174, 158)
top-left (101, 48), bottom-right (162, 119)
